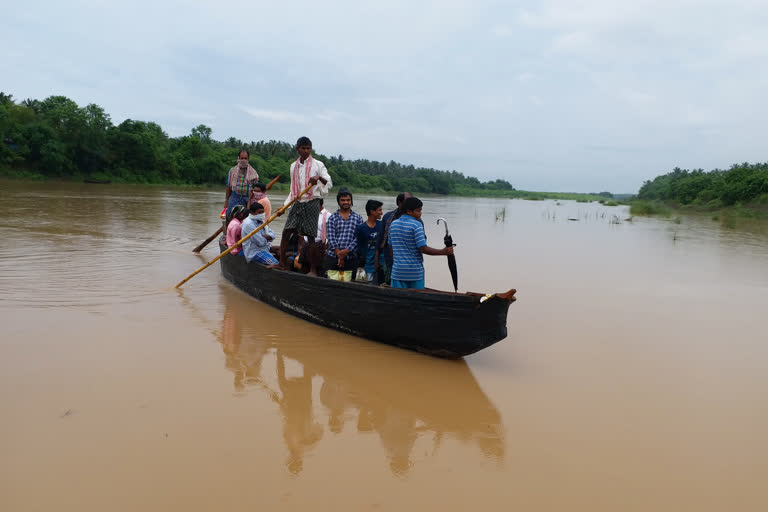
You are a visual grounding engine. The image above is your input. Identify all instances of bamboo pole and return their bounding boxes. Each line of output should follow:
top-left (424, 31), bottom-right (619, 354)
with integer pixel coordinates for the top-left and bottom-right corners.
top-left (175, 183), bottom-right (312, 288)
top-left (192, 175), bottom-right (281, 253)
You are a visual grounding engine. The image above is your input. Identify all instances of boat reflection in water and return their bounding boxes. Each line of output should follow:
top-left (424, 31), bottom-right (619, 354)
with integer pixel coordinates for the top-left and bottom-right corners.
top-left (217, 284), bottom-right (505, 476)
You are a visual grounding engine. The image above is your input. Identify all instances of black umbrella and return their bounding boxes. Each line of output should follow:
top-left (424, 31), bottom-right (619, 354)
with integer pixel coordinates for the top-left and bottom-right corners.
top-left (436, 218), bottom-right (458, 292)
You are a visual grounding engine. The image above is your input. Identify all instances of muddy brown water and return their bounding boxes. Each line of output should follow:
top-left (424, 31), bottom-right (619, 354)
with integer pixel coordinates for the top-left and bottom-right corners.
top-left (2, 181), bottom-right (768, 511)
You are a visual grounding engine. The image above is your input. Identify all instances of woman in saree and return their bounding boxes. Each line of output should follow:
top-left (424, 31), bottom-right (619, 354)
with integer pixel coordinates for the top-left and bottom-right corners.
top-left (224, 150), bottom-right (259, 215)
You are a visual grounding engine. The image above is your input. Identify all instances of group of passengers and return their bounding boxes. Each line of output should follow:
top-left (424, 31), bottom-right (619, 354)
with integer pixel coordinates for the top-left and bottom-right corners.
top-left (223, 137), bottom-right (453, 290)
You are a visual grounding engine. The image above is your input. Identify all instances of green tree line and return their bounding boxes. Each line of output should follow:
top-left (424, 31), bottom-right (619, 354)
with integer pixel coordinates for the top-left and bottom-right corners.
top-left (637, 162), bottom-right (768, 208)
top-left (0, 92), bottom-right (518, 195)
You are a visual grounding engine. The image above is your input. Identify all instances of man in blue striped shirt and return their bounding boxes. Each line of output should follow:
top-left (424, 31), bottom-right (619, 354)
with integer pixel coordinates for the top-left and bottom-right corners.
top-left (388, 197), bottom-right (453, 290)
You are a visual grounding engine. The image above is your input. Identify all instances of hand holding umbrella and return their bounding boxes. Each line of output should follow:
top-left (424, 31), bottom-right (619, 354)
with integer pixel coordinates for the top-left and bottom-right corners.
top-left (436, 218), bottom-right (458, 292)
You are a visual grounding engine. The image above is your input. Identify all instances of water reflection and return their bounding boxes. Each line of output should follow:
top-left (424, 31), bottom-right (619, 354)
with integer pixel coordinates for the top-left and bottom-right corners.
top-left (216, 284), bottom-right (504, 476)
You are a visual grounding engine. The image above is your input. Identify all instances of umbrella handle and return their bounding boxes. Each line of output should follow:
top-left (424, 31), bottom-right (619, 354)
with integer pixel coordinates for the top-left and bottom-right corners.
top-left (436, 218), bottom-right (450, 237)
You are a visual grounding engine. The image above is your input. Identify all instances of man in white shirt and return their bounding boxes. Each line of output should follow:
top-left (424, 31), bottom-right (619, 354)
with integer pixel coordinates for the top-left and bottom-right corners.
top-left (274, 136), bottom-right (332, 276)
top-left (316, 201), bottom-right (331, 244)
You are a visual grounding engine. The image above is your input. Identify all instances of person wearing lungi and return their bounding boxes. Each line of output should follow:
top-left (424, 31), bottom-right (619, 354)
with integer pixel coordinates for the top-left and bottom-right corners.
top-left (273, 136), bottom-right (332, 276)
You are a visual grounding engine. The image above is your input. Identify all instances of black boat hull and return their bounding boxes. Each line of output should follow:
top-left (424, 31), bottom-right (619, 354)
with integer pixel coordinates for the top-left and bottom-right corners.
top-left (219, 245), bottom-right (516, 358)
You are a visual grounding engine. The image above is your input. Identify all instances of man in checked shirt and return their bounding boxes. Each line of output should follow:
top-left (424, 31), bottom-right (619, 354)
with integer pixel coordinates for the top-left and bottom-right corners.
top-left (324, 188), bottom-right (364, 279)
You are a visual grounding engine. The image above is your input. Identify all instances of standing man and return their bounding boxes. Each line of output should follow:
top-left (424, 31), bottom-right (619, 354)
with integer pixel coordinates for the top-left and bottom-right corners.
top-left (380, 192), bottom-right (411, 284)
top-left (388, 197), bottom-right (453, 290)
top-left (324, 188), bottom-right (364, 278)
top-left (274, 137), bottom-right (332, 275)
top-left (356, 199), bottom-right (384, 283)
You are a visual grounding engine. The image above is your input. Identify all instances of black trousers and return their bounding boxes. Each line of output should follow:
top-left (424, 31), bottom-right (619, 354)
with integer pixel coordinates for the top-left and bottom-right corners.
top-left (323, 254), bottom-right (357, 280)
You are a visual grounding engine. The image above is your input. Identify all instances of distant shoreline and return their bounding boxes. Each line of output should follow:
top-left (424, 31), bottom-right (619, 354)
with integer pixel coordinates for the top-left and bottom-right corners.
top-left (0, 173), bottom-right (616, 202)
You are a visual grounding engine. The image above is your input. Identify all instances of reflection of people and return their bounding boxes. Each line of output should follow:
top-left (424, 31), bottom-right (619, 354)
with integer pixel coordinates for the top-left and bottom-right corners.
top-left (373, 407), bottom-right (418, 477)
top-left (276, 353), bottom-right (324, 475)
top-left (214, 284), bottom-right (503, 476)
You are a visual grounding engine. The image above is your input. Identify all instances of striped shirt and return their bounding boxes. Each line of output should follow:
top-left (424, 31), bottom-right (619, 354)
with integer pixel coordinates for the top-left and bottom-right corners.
top-left (389, 214), bottom-right (426, 281)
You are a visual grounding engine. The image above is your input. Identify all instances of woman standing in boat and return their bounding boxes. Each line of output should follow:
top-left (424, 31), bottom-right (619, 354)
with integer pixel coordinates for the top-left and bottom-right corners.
top-left (224, 150), bottom-right (259, 216)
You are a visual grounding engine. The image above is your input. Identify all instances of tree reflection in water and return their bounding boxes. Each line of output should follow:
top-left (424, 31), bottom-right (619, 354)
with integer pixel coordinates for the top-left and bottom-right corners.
top-left (217, 284), bottom-right (504, 476)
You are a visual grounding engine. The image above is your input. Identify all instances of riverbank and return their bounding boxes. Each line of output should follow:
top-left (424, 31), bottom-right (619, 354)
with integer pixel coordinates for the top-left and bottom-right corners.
top-left (630, 198), bottom-right (768, 228)
top-left (0, 171), bottom-right (610, 202)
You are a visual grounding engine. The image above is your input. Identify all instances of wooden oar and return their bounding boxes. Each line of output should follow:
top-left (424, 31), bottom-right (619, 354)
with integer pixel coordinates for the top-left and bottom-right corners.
top-left (192, 175), bottom-right (281, 253)
top-left (176, 183), bottom-right (312, 288)
top-left (192, 226), bottom-right (224, 254)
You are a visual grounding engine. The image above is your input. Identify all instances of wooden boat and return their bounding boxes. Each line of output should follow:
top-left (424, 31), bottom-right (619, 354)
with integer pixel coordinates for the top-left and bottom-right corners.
top-left (218, 243), bottom-right (516, 358)
top-left (83, 178), bottom-right (111, 184)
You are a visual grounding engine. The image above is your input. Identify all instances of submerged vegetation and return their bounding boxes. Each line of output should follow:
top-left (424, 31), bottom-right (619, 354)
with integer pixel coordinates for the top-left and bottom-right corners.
top-left (629, 200), bottom-right (673, 217)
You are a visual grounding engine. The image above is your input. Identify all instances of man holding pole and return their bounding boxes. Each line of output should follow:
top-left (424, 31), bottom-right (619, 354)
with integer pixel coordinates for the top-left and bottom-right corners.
top-left (273, 136), bottom-right (332, 276)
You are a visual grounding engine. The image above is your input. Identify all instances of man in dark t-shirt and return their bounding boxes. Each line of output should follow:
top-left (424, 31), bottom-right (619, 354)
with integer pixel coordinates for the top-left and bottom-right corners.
top-left (356, 200), bottom-right (384, 283)
top-left (379, 192), bottom-right (411, 284)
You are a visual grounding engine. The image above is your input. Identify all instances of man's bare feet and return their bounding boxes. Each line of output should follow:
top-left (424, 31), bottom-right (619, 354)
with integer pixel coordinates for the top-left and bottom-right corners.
top-left (306, 270), bottom-right (319, 277)
top-left (267, 263), bottom-right (287, 270)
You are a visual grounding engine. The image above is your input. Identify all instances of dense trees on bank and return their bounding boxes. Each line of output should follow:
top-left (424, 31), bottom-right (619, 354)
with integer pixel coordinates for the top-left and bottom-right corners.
top-left (637, 163), bottom-right (768, 207)
top-left (0, 93), bottom-right (516, 195)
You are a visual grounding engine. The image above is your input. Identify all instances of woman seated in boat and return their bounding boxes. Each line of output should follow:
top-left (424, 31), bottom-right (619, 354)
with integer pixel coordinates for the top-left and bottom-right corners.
top-left (224, 150), bottom-right (259, 216)
top-left (226, 205), bottom-right (247, 256)
top-left (240, 202), bottom-right (279, 265)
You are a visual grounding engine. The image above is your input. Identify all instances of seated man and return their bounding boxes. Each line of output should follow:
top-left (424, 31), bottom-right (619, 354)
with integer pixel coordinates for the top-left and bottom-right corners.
top-left (324, 188), bottom-right (364, 278)
top-left (388, 196), bottom-right (453, 289)
top-left (240, 202), bottom-right (279, 265)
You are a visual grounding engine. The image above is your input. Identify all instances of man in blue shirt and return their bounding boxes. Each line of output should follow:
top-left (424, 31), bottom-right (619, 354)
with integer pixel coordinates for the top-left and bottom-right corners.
top-left (324, 188), bottom-right (364, 278)
top-left (241, 202), bottom-right (279, 265)
top-left (355, 199), bottom-right (384, 283)
top-left (388, 197), bottom-right (453, 290)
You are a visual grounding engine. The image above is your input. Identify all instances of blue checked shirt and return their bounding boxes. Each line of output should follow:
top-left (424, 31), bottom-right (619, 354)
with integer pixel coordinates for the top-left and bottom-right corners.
top-left (326, 210), bottom-right (364, 260)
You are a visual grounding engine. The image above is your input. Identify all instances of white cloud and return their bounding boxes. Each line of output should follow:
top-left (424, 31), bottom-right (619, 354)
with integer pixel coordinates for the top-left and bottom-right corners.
top-left (315, 110), bottom-right (352, 122)
top-left (492, 24), bottom-right (514, 38)
top-left (240, 107), bottom-right (307, 124)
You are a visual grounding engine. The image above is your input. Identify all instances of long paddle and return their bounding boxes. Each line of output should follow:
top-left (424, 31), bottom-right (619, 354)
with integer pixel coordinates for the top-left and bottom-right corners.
top-left (192, 175), bottom-right (281, 253)
top-left (176, 183), bottom-right (312, 288)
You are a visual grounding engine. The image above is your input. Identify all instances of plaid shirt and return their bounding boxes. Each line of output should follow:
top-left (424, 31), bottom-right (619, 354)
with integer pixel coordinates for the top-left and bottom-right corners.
top-left (326, 210), bottom-right (364, 259)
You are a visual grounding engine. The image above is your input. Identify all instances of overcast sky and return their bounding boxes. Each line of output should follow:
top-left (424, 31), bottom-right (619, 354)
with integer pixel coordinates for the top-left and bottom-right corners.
top-left (3, 0), bottom-right (767, 193)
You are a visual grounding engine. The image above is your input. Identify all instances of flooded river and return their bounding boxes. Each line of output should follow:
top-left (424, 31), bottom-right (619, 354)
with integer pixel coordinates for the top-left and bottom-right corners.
top-left (2, 181), bottom-right (768, 511)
